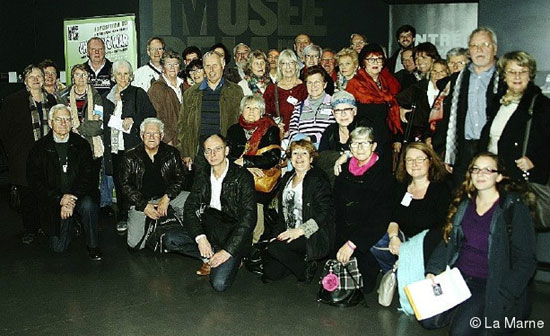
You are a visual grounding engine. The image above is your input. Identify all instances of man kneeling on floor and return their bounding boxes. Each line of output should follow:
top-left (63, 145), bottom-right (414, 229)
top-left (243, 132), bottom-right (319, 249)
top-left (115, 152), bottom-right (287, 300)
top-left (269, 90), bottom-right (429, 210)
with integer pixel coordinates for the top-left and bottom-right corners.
top-left (164, 134), bottom-right (256, 292)
top-left (27, 104), bottom-right (102, 260)
top-left (121, 117), bottom-right (189, 249)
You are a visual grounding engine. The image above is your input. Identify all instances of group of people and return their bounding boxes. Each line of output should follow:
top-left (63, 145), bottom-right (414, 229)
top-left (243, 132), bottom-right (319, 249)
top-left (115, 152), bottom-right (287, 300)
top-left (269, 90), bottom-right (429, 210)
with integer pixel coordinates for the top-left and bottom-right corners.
top-left (1, 23), bottom-right (548, 334)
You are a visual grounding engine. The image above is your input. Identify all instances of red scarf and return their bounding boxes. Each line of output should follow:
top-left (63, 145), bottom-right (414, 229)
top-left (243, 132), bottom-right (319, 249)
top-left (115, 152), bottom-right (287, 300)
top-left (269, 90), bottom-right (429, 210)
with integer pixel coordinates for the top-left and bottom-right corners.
top-left (346, 68), bottom-right (403, 134)
top-left (238, 115), bottom-right (276, 155)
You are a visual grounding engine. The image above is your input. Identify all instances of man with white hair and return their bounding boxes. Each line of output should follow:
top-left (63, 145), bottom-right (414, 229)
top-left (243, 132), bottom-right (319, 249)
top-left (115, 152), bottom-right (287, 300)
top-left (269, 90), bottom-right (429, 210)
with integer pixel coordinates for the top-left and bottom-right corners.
top-left (26, 104), bottom-right (102, 260)
top-left (82, 37), bottom-right (113, 95)
top-left (120, 118), bottom-right (189, 249)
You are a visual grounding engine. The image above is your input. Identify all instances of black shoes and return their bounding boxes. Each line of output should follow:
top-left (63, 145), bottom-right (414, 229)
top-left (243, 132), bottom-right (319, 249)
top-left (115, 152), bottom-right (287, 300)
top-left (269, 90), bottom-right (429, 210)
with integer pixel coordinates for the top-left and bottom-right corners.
top-left (100, 206), bottom-right (115, 218)
top-left (304, 260), bottom-right (318, 284)
top-left (87, 247), bottom-right (103, 261)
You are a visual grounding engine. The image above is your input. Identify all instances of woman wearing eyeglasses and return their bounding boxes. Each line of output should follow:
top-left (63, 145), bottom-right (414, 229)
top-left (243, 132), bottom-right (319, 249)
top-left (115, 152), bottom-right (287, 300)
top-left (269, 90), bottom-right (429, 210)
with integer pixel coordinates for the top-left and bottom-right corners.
top-left (422, 152), bottom-right (536, 335)
top-left (346, 44), bottom-right (403, 171)
top-left (479, 51), bottom-right (550, 185)
top-left (333, 126), bottom-right (395, 300)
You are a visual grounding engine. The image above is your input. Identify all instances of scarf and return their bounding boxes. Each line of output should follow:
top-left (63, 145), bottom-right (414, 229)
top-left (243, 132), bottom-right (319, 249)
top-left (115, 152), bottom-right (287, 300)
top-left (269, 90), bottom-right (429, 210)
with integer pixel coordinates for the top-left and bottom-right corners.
top-left (500, 89), bottom-right (523, 106)
top-left (238, 115), bottom-right (276, 155)
top-left (29, 90), bottom-right (51, 141)
top-left (337, 71), bottom-right (354, 91)
top-left (69, 84), bottom-right (104, 158)
top-left (346, 68), bottom-right (403, 134)
top-left (348, 152), bottom-right (379, 176)
top-left (245, 73), bottom-right (270, 94)
top-left (428, 81), bottom-right (451, 131)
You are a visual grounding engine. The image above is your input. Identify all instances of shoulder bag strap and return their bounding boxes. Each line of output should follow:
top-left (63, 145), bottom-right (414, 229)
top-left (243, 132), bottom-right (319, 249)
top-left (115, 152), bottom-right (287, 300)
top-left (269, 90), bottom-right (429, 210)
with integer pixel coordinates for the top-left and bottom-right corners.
top-left (274, 84), bottom-right (280, 118)
top-left (521, 93), bottom-right (539, 157)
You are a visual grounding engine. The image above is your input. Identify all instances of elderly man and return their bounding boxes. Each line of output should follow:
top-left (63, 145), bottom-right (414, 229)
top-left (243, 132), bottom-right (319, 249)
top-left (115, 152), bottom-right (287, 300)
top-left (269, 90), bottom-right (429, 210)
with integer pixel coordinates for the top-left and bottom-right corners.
top-left (267, 48), bottom-right (280, 83)
top-left (387, 25), bottom-right (416, 73)
top-left (320, 48), bottom-right (337, 82)
top-left (120, 118), bottom-right (189, 249)
top-left (437, 27), bottom-right (503, 185)
top-left (164, 134), bottom-right (256, 292)
top-left (26, 104), bottom-right (101, 260)
top-left (349, 33), bottom-right (368, 54)
top-left (177, 50), bottom-right (243, 172)
top-left (293, 33), bottom-right (311, 69)
top-left (82, 37), bottom-right (113, 95)
top-left (132, 37), bottom-right (165, 92)
top-left (394, 47), bottom-right (421, 90)
top-left (233, 42), bottom-right (250, 80)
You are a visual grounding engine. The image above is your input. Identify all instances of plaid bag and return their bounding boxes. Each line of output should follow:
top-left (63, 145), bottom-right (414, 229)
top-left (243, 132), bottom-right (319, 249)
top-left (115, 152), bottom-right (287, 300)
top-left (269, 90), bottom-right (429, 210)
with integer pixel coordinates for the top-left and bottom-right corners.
top-left (317, 258), bottom-right (364, 307)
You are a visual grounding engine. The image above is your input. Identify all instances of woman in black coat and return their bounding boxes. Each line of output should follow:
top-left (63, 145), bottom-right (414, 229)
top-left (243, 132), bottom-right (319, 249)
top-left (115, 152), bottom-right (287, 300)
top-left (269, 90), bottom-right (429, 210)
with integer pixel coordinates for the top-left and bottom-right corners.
top-left (480, 51), bottom-right (550, 184)
top-left (262, 139), bottom-right (334, 283)
top-left (333, 126), bottom-right (395, 298)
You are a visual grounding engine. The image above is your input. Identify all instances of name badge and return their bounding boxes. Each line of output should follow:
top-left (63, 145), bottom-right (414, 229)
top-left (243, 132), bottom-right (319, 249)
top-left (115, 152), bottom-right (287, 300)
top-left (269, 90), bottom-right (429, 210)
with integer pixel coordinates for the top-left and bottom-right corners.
top-left (287, 95), bottom-right (298, 105)
top-left (401, 192), bottom-right (413, 207)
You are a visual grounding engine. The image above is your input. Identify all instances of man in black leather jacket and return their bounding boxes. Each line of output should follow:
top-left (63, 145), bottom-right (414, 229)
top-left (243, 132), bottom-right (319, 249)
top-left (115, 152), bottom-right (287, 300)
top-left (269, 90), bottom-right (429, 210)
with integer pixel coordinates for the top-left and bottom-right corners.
top-left (164, 134), bottom-right (256, 292)
top-left (120, 118), bottom-right (189, 249)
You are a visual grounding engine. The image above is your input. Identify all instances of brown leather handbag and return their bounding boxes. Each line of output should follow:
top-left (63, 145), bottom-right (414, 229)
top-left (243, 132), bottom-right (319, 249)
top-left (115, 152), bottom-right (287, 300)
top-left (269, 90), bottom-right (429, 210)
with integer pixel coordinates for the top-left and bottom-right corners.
top-left (248, 144), bottom-right (283, 193)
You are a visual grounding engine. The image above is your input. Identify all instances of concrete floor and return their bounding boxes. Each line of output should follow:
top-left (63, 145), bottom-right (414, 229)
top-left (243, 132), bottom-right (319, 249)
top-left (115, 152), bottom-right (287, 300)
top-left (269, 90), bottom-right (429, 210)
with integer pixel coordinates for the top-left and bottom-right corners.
top-left (0, 186), bottom-right (548, 336)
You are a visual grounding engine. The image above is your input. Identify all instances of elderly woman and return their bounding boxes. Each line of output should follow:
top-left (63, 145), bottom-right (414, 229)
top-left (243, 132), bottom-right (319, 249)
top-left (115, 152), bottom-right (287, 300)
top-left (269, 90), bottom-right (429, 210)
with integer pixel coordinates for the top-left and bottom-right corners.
top-left (103, 60), bottom-right (156, 232)
top-left (300, 44), bottom-right (335, 95)
top-left (226, 95), bottom-right (281, 240)
top-left (346, 43), bottom-right (403, 171)
top-left (262, 139), bottom-right (334, 283)
top-left (480, 51), bottom-right (550, 184)
top-left (446, 47), bottom-right (470, 74)
top-left (58, 64), bottom-right (105, 203)
top-left (185, 59), bottom-right (205, 87)
top-left (148, 50), bottom-right (185, 145)
top-left (238, 50), bottom-right (271, 95)
top-left (334, 48), bottom-right (359, 92)
top-left (371, 142), bottom-right (449, 273)
top-left (397, 59), bottom-right (450, 143)
top-left (0, 65), bottom-right (56, 243)
top-left (287, 65), bottom-right (335, 146)
top-left (319, 91), bottom-right (358, 152)
top-left (333, 126), bottom-right (395, 300)
top-left (263, 49), bottom-right (307, 133)
top-left (39, 59), bottom-right (66, 100)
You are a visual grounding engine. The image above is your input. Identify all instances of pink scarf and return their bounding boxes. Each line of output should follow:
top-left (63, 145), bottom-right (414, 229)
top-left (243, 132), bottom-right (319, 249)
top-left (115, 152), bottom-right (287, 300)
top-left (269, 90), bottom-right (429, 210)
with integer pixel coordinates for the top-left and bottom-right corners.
top-left (348, 152), bottom-right (379, 176)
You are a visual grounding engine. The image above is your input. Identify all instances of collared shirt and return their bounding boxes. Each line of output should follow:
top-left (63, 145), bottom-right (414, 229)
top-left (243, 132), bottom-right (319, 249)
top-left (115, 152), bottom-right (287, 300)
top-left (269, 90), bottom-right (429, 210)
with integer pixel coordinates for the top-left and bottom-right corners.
top-left (199, 77), bottom-right (225, 91)
top-left (465, 63), bottom-right (495, 140)
top-left (132, 62), bottom-right (162, 92)
top-left (209, 159), bottom-right (229, 211)
top-left (394, 49), bottom-right (404, 73)
top-left (161, 74), bottom-right (184, 103)
top-left (87, 59), bottom-right (106, 77)
top-left (427, 80), bottom-right (440, 107)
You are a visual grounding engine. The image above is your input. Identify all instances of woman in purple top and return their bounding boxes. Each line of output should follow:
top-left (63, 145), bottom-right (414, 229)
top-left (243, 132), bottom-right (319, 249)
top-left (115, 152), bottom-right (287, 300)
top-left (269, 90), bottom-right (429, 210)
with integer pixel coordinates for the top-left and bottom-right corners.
top-left (422, 153), bottom-right (537, 335)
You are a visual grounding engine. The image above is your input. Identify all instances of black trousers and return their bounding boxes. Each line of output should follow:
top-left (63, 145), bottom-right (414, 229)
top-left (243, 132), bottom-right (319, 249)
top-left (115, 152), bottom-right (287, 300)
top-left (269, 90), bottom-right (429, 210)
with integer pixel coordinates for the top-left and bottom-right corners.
top-left (452, 139), bottom-right (479, 188)
top-left (111, 152), bottom-right (129, 221)
top-left (20, 185), bottom-right (41, 234)
top-left (264, 237), bottom-right (307, 281)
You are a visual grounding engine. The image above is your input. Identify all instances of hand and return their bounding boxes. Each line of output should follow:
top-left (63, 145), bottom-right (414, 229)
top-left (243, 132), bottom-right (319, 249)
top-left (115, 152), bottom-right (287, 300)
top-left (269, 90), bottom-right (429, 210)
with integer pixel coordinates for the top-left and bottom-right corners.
top-left (183, 157), bottom-right (193, 171)
top-left (388, 236), bottom-right (401, 256)
top-left (209, 249), bottom-right (231, 268)
top-left (60, 194), bottom-right (77, 208)
top-left (92, 114), bottom-right (100, 121)
top-left (60, 205), bottom-right (73, 219)
top-left (197, 236), bottom-right (213, 259)
top-left (122, 117), bottom-right (133, 131)
top-left (444, 163), bottom-right (453, 174)
top-left (277, 228), bottom-right (304, 243)
top-left (399, 107), bottom-right (412, 123)
top-left (234, 157), bottom-right (244, 166)
top-left (144, 203), bottom-right (161, 220)
top-left (425, 137), bottom-right (433, 149)
top-left (336, 242), bottom-right (355, 264)
top-left (333, 153), bottom-right (349, 176)
top-left (247, 167), bottom-right (265, 178)
top-left (157, 195), bottom-right (170, 217)
top-left (426, 273), bottom-right (436, 284)
top-left (277, 123), bottom-right (285, 135)
top-left (392, 142), bottom-right (402, 153)
top-left (515, 156), bottom-right (534, 172)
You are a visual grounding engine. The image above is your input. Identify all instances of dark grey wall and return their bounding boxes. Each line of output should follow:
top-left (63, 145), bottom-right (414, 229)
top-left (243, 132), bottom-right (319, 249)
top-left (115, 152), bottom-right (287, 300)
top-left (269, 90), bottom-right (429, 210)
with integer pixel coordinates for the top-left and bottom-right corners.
top-left (479, 0), bottom-right (550, 85)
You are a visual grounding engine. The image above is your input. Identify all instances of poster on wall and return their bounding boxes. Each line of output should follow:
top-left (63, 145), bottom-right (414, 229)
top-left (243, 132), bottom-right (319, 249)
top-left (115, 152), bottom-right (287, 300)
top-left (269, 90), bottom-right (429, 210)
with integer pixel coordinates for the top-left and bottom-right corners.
top-left (63, 14), bottom-right (138, 85)
top-left (389, 4), bottom-right (478, 60)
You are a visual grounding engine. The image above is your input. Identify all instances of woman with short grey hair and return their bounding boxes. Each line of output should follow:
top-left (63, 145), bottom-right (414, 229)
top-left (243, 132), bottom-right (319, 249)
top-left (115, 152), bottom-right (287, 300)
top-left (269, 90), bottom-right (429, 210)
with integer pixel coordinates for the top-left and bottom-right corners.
top-left (238, 50), bottom-right (271, 95)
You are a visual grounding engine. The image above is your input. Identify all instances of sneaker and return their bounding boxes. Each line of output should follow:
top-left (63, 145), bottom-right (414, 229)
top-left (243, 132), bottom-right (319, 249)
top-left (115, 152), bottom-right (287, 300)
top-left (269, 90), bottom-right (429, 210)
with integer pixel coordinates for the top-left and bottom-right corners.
top-left (87, 247), bottom-right (103, 261)
top-left (21, 233), bottom-right (36, 244)
top-left (116, 221), bottom-right (128, 232)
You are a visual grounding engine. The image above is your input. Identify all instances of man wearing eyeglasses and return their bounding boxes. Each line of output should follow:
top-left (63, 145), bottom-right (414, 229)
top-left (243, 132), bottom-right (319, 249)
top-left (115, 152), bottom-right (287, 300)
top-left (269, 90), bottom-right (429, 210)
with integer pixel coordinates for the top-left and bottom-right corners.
top-left (26, 104), bottom-right (102, 260)
top-left (133, 37), bottom-right (166, 92)
top-left (82, 37), bottom-right (114, 96)
top-left (438, 27), bottom-right (504, 186)
top-left (167, 134), bottom-right (256, 291)
top-left (120, 118), bottom-right (189, 249)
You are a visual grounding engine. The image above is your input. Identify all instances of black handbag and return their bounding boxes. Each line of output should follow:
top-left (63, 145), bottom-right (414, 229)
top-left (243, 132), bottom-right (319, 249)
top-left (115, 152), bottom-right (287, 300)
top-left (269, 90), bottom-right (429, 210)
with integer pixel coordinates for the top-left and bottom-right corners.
top-left (317, 258), bottom-right (364, 307)
top-left (135, 205), bottom-right (184, 252)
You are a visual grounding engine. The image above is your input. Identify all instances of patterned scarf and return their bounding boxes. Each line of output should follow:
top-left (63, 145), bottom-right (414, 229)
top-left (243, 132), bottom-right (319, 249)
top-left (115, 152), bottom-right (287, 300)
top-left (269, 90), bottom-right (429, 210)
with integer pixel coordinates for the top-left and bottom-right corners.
top-left (29, 90), bottom-right (51, 141)
top-left (69, 84), bottom-right (104, 158)
top-left (428, 81), bottom-right (450, 131)
top-left (245, 73), bottom-right (270, 94)
top-left (238, 115), bottom-right (276, 155)
top-left (500, 89), bottom-right (523, 106)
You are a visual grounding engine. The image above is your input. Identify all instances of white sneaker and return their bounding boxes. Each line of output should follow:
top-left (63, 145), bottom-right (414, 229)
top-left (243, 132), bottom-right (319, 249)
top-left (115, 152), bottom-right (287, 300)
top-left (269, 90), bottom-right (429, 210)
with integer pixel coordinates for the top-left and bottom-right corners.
top-left (116, 221), bottom-right (128, 232)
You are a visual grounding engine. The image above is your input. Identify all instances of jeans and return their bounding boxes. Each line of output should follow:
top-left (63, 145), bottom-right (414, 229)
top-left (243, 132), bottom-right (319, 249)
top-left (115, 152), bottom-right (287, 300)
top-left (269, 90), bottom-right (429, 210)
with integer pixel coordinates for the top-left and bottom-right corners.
top-left (370, 231), bottom-right (405, 273)
top-left (49, 195), bottom-right (99, 252)
top-left (100, 159), bottom-right (114, 208)
top-left (163, 226), bottom-right (242, 292)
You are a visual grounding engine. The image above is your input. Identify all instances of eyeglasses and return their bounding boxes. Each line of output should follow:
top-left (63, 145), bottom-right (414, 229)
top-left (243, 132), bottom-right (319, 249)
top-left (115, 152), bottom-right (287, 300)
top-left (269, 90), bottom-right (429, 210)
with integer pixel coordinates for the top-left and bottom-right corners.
top-left (74, 72), bottom-right (88, 79)
top-left (405, 157), bottom-right (429, 165)
top-left (306, 80), bottom-right (324, 87)
top-left (365, 57), bottom-right (384, 64)
top-left (148, 47), bottom-right (164, 52)
top-left (189, 68), bottom-right (203, 74)
top-left (144, 132), bottom-right (161, 138)
top-left (350, 141), bottom-right (374, 148)
top-left (333, 107), bottom-right (354, 115)
top-left (281, 61), bottom-right (296, 68)
top-left (431, 70), bottom-right (448, 76)
top-left (505, 70), bottom-right (529, 78)
top-left (469, 42), bottom-right (493, 50)
top-left (164, 62), bottom-right (180, 68)
top-left (469, 167), bottom-right (499, 175)
top-left (305, 54), bottom-right (319, 59)
top-left (53, 117), bottom-right (72, 123)
top-left (204, 146), bottom-right (225, 155)
top-left (448, 61), bottom-right (468, 67)
top-left (44, 71), bottom-right (56, 77)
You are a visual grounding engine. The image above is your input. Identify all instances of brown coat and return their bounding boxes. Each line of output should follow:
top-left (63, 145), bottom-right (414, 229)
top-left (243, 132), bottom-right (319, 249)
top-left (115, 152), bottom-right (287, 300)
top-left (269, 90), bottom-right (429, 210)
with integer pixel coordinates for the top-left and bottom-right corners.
top-left (148, 76), bottom-right (185, 145)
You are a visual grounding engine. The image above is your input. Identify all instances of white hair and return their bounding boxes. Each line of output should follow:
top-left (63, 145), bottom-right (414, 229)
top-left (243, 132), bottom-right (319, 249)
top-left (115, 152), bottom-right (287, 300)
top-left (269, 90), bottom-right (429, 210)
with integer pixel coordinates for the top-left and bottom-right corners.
top-left (48, 104), bottom-right (71, 120)
top-left (140, 117), bottom-right (165, 137)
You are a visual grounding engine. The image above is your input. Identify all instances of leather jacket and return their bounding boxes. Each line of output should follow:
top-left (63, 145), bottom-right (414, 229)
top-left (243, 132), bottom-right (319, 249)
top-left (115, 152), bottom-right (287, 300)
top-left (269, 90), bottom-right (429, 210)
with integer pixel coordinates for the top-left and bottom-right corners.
top-left (121, 142), bottom-right (186, 211)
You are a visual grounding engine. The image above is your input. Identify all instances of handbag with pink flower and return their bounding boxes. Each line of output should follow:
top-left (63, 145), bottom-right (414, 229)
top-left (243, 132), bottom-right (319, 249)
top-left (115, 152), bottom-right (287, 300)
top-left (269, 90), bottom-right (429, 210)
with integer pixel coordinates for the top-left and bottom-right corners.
top-left (317, 258), bottom-right (363, 307)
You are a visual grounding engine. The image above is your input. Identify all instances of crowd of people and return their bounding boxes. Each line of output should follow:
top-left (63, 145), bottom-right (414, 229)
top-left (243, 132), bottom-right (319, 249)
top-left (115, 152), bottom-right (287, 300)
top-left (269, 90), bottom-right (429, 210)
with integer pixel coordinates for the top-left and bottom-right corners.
top-left (1, 24), bottom-right (548, 334)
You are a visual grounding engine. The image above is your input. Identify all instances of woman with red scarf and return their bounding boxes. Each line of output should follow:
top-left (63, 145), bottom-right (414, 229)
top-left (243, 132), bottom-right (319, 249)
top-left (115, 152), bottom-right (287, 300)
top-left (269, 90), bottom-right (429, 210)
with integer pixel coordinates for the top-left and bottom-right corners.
top-left (346, 44), bottom-right (403, 171)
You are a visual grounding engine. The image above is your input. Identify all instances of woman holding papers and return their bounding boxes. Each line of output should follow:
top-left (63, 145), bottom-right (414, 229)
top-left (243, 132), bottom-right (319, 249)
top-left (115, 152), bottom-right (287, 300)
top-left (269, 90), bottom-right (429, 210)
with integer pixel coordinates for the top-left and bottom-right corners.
top-left (422, 153), bottom-right (537, 335)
